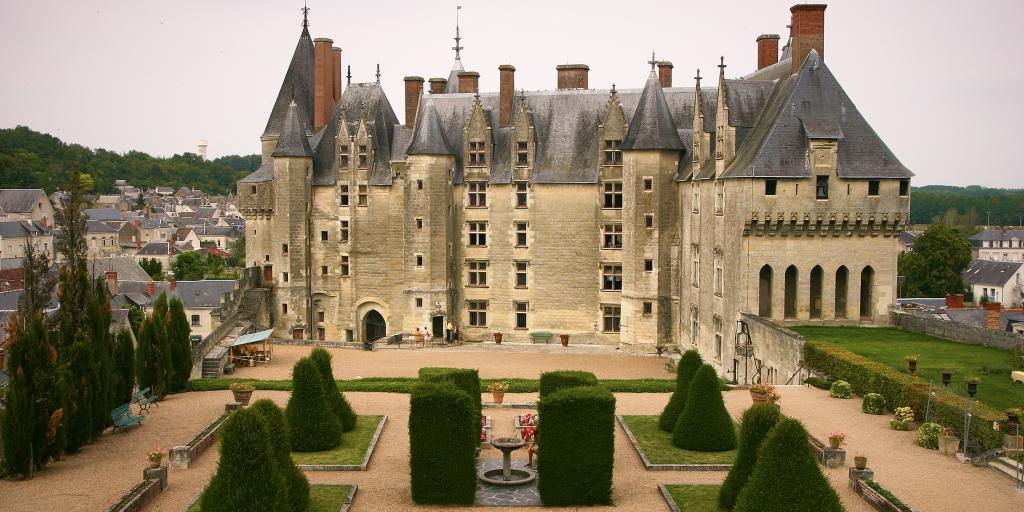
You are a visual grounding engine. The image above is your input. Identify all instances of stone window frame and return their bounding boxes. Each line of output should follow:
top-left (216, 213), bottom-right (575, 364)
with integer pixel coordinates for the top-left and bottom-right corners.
top-left (713, 248), bottom-right (724, 296)
top-left (191, 314), bottom-right (201, 326)
top-left (514, 222), bottom-right (528, 248)
top-left (602, 304), bottom-right (621, 333)
top-left (469, 141), bottom-right (487, 166)
top-left (645, 214), bottom-right (654, 229)
top-left (714, 180), bottom-right (725, 215)
top-left (340, 220), bottom-right (350, 242)
top-left (468, 300), bottom-right (488, 327)
top-left (468, 221), bottom-right (487, 247)
top-left (691, 182), bottom-right (700, 213)
top-left (467, 260), bottom-right (488, 287)
top-left (602, 181), bottom-right (623, 209)
top-left (317, 311), bottom-right (326, 323)
top-left (416, 217), bottom-right (424, 230)
top-left (357, 183), bottom-right (369, 207)
top-left (603, 139), bottom-right (623, 166)
top-left (514, 260), bottom-right (528, 289)
top-left (340, 254), bottom-right (350, 276)
top-left (642, 301), bottom-right (653, 315)
top-left (713, 315), bottom-right (723, 361)
top-left (691, 244), bottom-right (700, 288)
top-left (282, 243), bottom-right (289, 255)
top-left (282, 271), bottom-right (289, 283)
top-left (321, 230), bottom-right (329, 241)
top-left (514, 301), bottom-right (528, 329)
top-left (357, 145), bottom-right (368, 169)
top-left (340, 184), bottom-right (350, 207)
top-left (467, 181), bottom-right (488, 208)
top-left (414, 254), bottom-right (423, 267)
top-left (516, 142), bottom-right (529, 167)
top-left (416, 179), bottom-right (423, 190)
top-left (514, 181), bottom-right (528, 208)
top-left (899, 179), bottom-right (910, 197)
top-left (764, 179), bottom-right (777, 196)
top-left (603, 223), bottom-right (623, 249)
top-left (601, 262), bottom-right (623, 291)
top-left (642, 176), bottom-right (654, 191)
top-left (415, 297), bottom-right (423, 308)
top-left (868, 180), bottom-right (880, 197)
top-left (321, 265), bottom-right (329, 276)
top-left (815, 175), bottom-right (829, 200)
top-left (282, 303), bottom-right (289, 315)
top-left (339, 144), bottom-right (350, 168)
top-left (644, 258), bottom-right (654, 272)
top-left (689, 305), bottom-right (699, 346)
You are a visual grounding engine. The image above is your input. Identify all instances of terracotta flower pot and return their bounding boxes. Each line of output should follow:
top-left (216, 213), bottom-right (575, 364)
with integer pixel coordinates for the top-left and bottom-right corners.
top-left (559, 334), bottom-right (569, 347)
top-left (829, 439), bottom-right (842, 449)
top-left (492, 391), bottom-right (505, 405)
top-left (854, 456), bottom-right (867, 470)
top-left (494, 332), bottom-right (503, 344)
top-left (750, 390), bottom-right (769, 404)
top-left (232, 390), bottom-right (253, 406)
top-left (149, 459), bottom-right (161, 469)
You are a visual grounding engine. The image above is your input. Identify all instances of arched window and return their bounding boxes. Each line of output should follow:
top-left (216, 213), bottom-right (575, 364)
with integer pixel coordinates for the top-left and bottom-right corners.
top-left (758, 265), bottom-right (773, 317)
top-left (784, 265), bottom-right (798, 319)
top-left (860, 266), bottom-right (875, 319)
top-left (810, 265), bottom-right (823, 319)
top-left (835, 266), bottom-right (848, 319)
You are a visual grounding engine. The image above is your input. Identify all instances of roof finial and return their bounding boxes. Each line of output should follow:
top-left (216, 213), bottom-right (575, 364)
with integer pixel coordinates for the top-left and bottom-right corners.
top-left (648, 51), bottom-right (657, 71)
top-left (611, 83), bottom-right (617, 93)
top-left (694, 68), bottom-right (701, 87)
top-left (451, 5), bottom-right (464, 60)
top-left (301, 1), bottom-right (310, 30)
top-left (375, 64), bottom-right (381, 84)
top-left (346, 65), bottom-right (352, 86)
top-left (719, 56), bottom-right (726, 71)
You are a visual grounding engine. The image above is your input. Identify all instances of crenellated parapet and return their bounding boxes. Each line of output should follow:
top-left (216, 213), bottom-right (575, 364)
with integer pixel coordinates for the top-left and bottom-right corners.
top-left (742, 211), bottom-right (910, 237)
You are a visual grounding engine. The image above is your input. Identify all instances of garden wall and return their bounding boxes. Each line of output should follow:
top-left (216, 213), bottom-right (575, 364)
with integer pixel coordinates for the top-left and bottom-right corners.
top-left (890, 310), bottom-right (1023, 351)
top-left (739, 313), bottom-right (807, 385)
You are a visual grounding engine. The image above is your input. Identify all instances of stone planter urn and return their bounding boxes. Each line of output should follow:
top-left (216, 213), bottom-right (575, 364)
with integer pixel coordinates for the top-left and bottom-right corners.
top-left (231, 389), bottom-right (254, 406)
top-left (559, 334), bottom-right (569, 347)
top-left (907, 359), bottom-right (918, 375)
top-left (854, 456), bottom-right (867, 470)
top-left (939, 435), bottom-right (959, 456)
top-left (750, 390), bottom-right (770, 404)
top-left (494, 332), bottom-right (503, 344)
top-left (149, 459), bottom-right (162, 470)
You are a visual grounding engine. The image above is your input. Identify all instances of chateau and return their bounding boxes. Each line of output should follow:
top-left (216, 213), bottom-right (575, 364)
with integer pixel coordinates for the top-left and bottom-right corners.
top-left (237, 4), bottom-right (912, 377)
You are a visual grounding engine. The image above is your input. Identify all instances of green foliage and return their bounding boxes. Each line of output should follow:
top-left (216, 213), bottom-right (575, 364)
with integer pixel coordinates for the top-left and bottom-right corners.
top-left (538, 370), bottom-right (598, 398)
top-left (310, 348), bottom-right (357, 432)
top-left (184, 376), bottom-right (680, 394)
top-left (86, 278), bottom-right (116, 436)
top-left (139, 258), bottom-right (163, 280)
top-left (862, 393), bottom-right (886, 414)
top-left (917, 422), bottom-right (942, 449)
top-left (171, 251), bottom-right (235, 281)
top-left (286, 357), bottom-right (341, 452)
top-left (673, 365), bottom-right (737, 452)
top-left (227, 236), bottom-right (246, 268)
top-left (864, 480), bottom-right (913, 512)
top-left (537, 386), bottom-right (616, 506)
top-left (897, 224), bottom-right (972, 298)
top-left (126, 304), bottom-right (146, 332)
top-left (829, 380), bottom-right (852, 398)
top-left (200, 408), bottom-right (288, 512)
top-left (135, 294), bottom-right (174, 397)
top-left (79, 172), bottom-right (94, 191)
top-left (167, 297), bottom-right (193, 392)
top-left (804, 376), bottom-right (832, 390)
top-left (910, 184), bottom-right (1024, 227)
top-left (719, 404), bottom-right (782, 510)
top-left (250, 399), bottom-right (309, 512)
top-left (64, 331), bottom-right (96, 453)
top-left (733, 418), bottom-right (843, 512)
top-left (408, 382), bottom-right (477, 505)
top-left (620, 415), bottom-right (737, 465)
top-left (418, 367), bottom-right (481, 447)
top-left (659, 350), bottom-right (703, 432)
top-left (113, 329), bottom-right (136, 405)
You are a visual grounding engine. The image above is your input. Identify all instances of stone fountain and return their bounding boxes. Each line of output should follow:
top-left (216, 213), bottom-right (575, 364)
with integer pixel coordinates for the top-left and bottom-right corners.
top-left (478, 437), bottom-right (536, 486)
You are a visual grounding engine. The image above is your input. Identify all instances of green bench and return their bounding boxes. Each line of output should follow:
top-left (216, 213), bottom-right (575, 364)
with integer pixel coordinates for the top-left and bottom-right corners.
top-left (132, 387), bottom-right (160, 414)
top-left (111, 403), bottom-right (144, 432)
top-left (530, 331), bottom-right (554, 344)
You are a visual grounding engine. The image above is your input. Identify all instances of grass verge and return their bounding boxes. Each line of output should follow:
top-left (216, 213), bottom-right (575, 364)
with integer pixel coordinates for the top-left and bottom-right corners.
top-left (664, 484), bottom-right (723, 512)
top-left (187, 484), bottom-right (351, 511)
top-left (621, 415), bottom-right (737, 465)
top-left (291, 416), bottom-right (383, 465)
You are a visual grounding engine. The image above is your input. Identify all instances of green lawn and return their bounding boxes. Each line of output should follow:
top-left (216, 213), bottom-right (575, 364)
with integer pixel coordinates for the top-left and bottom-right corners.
top-left (291, 415), bottom-right (383, 465)
top-left (664, 484), bottom-right (724, 512)
top-left (794, 326), bottom-right (1024, 411)
top-left (188, 484), bottom-right (351, 511)
top-left (621, 415), bottom-right (737, 465)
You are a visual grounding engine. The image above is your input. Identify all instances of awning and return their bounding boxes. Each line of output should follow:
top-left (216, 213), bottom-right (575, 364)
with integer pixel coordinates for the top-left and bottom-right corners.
top-left (227, 329), bottom-right (274, 347)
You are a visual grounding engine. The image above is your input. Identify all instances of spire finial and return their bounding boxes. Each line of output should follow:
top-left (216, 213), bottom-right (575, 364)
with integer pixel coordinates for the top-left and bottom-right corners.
top-left (301, 1), bottom-right (310, 30)
top-left (694, 68), bottom-right (702, 87)
top-left (719, 56), bottom-right (726, 70)
top-left (346, 65), bottom-right (352, 86)
top-left (452, 5), bottom-right (464, 60)
top-left (611, 83), bottom-right (617, 93)
top-left (375, 64), bottom-right (381, 83)
top-left (648, 51), bottom-right (657, 71)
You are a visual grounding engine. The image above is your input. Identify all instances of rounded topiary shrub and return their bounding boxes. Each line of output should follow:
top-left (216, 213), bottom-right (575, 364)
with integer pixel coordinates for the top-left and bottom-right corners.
top-left (286, 357), bottom-right (341, 452)
top-left (862, 393), bottom-right (886, 415)
top-left (310, 347), bottom-right (357, 432)
top-left (672, 364), bottom-right (737, 451)
top-left (659, 350), bottom-right (703, 432)
top-left (804, 376), bottom-right (832, 390)
top-left (201, 408), bottom-right (287, 512)
top-left (538, 370), bottom-right (598, 398)
top-left (733, 418), bottom-right (843, 512)
top-left (537, 385), bottom-right (616, 506)
top-left (917, 422), bottom-right (942, 449)
top-left (250, 399), bottom-right (309, 512)
top-left (409, 382), bottom-right (477, 505)
top-left (419, 367), bottom-right (482, 447)
top-left (718, 404), bottom-right (782, 510)
top-left (829, 380), bottom-right (852, 399)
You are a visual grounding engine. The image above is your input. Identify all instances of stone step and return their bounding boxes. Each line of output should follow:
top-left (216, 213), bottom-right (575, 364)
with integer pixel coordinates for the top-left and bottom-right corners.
top-left (988, 457), bottom-right (1023, 481)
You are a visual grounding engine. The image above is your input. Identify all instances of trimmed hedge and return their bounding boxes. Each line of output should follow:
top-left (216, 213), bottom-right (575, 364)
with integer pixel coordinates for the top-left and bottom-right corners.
top-left (310, 348), bottom-right (357, 432)
top-left (537, 386), bottom-right (615, 506)
top-left (672, 364), bottom-right (737, 452)
top-left (829, 380), bottom-right (852, 398)
top-left (804, 376), bottom-right (832, 390)
top-left (183, 376), bottom-right (679, 393)
top-left (286, 358), bottom-right (341, 452)
top-left (200, 408), bottom-right (288, 512)
top-left (419, 367), bottom-right (482, 447)
top-left (804, 342), bottom-right (1006, 450)
top-left (862, 393), bottom-right (886, 415)
top-left (408, 382), bottom-right (477, 505)
top-left (250, 399), bottom-right (310, 512)
top-left (539, 370), bottom-right (598, 398)
top-left (659, 350), bottom-right (703, 432)
top-left (719, 404), bottom-right (782, 510)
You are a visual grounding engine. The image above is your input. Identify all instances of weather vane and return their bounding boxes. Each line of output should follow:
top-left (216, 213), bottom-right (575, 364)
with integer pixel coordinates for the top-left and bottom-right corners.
top-left (301, 1), bottom-right (310, 29)
top-left (452, 5), bottom-right (464, 60)
top-left (648, 51), bottom-right (657, 71)
top-left (375, 64), bottom-right (381, 83)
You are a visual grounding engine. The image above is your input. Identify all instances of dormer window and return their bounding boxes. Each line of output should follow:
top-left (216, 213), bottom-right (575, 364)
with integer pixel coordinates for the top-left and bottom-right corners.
top-left (603, 140), bottom-right (622, 165)
top-left (469, 142), bottom-right (487, 165)
top-left (339, 144), bottom-right (350, 167)
top-left (357, 145), bottom-right (368, 168)
top-left (516, 142), bottom-right (529, 166)
top-left (868, 180), bottom-right (880, 196)
top-left (899, 179), bottom-right (910, 197)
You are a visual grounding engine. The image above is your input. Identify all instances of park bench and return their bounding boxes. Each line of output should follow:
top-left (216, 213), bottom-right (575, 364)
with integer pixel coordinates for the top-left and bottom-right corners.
top-left (132, 387), bottom-right (160, 414)
top-left (530, 331), bottom-right (554, 344)
top-left (111, 403), bottom-right (144, 432)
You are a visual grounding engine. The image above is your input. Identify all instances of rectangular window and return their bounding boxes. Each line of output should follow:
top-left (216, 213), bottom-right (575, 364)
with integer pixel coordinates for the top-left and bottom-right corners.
top-left (415, 254), bottom-right (423, 267)
top-left (468, 222), bottom-right (487, 246)
top-left (191, 314), bottom-right (200, 326)
top-left (516, 142), bottom-right (529, 166)
top-left (357, 145), bottom-right (368, 168)
top-left (603, 140), bottom-right (622, 165)
top-left (692, 183), bottom-right (701, 212)
top-left (642, 302), bottom-right (653, 315)
top-left (515, 261), bottom-right (528, 288)
top-left (602, 305), bottom-right (621, 333)
top-left (317, 327), bottom-right (325, 340)
top-left (715, 180), bottom-right (724, 215)
top-left (321, 265), bottom-right (328, 275)
top-left (515, 301), bottom-right (528, 329)
top-left (340, 185), bottom-right (350, 206)
top-left (899, 179), bottom-right (910, 197)
top-left (691, 244), bottom-right (700, 287)
top-left (468, 182), bottom-right (487, 207)
top-left (282, 272), bottom-right (289, 283)
top-left (645, 214), bottom-right (654, 228)
top-left (341, 255), bottom-right (350, 276)
top-left (816, 175), bottom-right (829, 200)
top-left (468, 260), bottom-right (488, 287)
top-left (339, 145), bottom-right (350, 167)
top-left (643, 177), bottom-right (653, 191)
top-left (713, 250), bottom-right (724, 296)
top-left (415, 297), bottom-right (423, 308)
top-left (416, 179), bottom-right (423, 190)
top-left (713, 315), bottom-right (723, 360)
top-left (514, 181), bottom-right (528, 208)
top-left (602, 263), bottom-right (623, 291)
top-left (282, 243), bottom-right (289, 255)
top-left (515, 222), bottom-right (528, 247)
top-left (689, 306), bottom-right (698, 345)
top-left (250, 185), bottom-right (257, 194)
top-left (317, 311), bottom-right (325, 323)
top-left (868, 180), bottom-right (880, 196)
top-left (644, 259), bottom-right (654, 272)
top-left (321, 230), bottom-right (328, 241)
top-left (603, 182), bottom-right (623, 209)
top-left (416, 218), bottom-right (423, 230)
top-left (603, 224), bottom-right (623, 249)
top-left (469, 141), bottom-right (487, 165)
top-left (357, 184), bottom-right (368, 206)
top-left (283, 303), bottom-right (289, 315)
top-left (468, 300), bottom-right (488, 327)
top-left (340, 220), bottom-right (349, 242)
top-left (765, 179), bottom-right (777, 196)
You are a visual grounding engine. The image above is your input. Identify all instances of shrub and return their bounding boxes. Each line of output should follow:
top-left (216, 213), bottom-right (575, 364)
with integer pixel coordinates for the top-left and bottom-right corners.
top-left (891, 406), bottom-right (914, 430)
top-left (310, 348), bottom-right (357, 432)
top-left (538, 370), bottom-right (598, 398)
top-left (419, 367), bottom-right (482, 447)
top-left (672, 364), bottom-right (737, 451)
top-left (408, 382), bottom-right (477, 505)
top-left (167, 297), bottom-right (193, 392)
top-left (200, 408), bottom-right (288, 512)
top-left (865, 480), bottom-right (913, 512)
top-left (733, 418), bottom-right (843, 512)
top-left (829, 380), bottom-right (852, 398)
top-left (916, 422), bottom-right (942, 449)
top-left (537, 386), bottom-right (615, 506)
top-left (250, 399), bottom-right (309, 512)
top-left (286, 357), bottom-right (341, 452)
top-left (659, 350), bottom-right (703, 432)
top-left (862, 393), bottom-right (886, 414)
top-left (718, 404), bottom-right (782, 510)
top-left (804, 376), bottom-right (832, 390)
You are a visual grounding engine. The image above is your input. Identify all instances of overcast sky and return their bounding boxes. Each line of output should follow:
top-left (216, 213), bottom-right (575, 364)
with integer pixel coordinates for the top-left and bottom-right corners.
top-left (1, 0), bottom-right (1021, 187)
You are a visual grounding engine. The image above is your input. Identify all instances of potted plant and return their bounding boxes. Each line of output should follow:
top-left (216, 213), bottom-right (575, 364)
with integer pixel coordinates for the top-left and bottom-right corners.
top-left (559, 333), bottom-right (570, 347)
top-left (147, 448), bottom-right (165, 469)
top-left (749, 383), bottom-right (780, 405)
top-left (941, 369), bottom-right (953, 387)
top-left (906, 355), bottom-right (919, 375)
top-left (229, 382), bottom-right (255, 406)
top-left (853, 454), bottom-right (867, 470)
top-left (891, 406), bottom-right (915, 430)
top-left (939, 426), bottom-right (959, 455)
top-left (827, 431), bottom-right (847, 449)
top-left (966, 378), bottom-right (979, 398)
top-left (493, 331), bottom-right (503, 344)
top-left (487, 381), bottom-right (509, 404)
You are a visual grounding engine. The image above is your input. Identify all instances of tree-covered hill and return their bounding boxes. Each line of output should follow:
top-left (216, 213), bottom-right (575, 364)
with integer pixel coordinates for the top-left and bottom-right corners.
top-left (910, 185), bottom-right (1024, 226)
top-left (0, 125), bottom-right (259, 195)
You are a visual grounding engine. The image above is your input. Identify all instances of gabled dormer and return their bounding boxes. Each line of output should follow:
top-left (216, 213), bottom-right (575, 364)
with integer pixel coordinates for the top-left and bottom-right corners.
top-left (510, 91), bottom-right (535, 172)
top-left (714, 58), bottom-right (733, 175)
top-left (335, 108), bottom-right (353, 172)
top-left (463, 94), bottom-right (492, 174)
top-left (692, 70), bottom-right (707, 166)
top-left (598, 86), bottom-right (627, 168)
top-left (354, 107), bottom-right (374, 172)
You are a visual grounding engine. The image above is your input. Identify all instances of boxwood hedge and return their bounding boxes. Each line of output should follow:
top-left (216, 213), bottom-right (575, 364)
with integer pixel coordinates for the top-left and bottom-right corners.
top-left (538, 370), bottom-right (598, 398)
top-left (537, 385), bottom-right (616, 506)
top-left (419, 367), bottom-right (482, 447)
top-left (408, 382), bottom-right (477, 505)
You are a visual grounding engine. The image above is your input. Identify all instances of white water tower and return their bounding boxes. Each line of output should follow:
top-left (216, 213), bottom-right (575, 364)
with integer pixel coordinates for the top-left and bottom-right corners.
top-left (197, 138), bottom-right (208, 160)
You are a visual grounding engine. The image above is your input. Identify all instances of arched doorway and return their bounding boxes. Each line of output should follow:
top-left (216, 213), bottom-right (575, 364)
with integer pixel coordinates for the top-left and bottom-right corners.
top-left (810, 265), bottom-right (823, 319)
top-left (758, 265), bottom-right (773, 317)
top-left (784, 265), bottom-right (798, 319)
top-left (835, 266), bottom-right (848, 318)
top-left (860, 266), bottom-right (875, 319)
top-left (363, 310), bottom-right (386, 342)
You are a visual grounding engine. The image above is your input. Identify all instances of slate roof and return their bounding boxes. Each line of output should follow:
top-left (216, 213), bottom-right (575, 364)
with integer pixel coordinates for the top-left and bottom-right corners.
top-left (272, 100), bottom-right (314, 158)
top-left (622, 72), bottom-right (685, 151)
top-left (87, 256), bottom-right (151, 282)
top-left (962, 259), bottom-right (1023, 286)
top-left (85, 208), bottom-right (121, 221)
top-left (407, 102), bottom-right (454, 156)
top-left (116, 280), bottom-right (237, 309)
top-left (970, 229), bottom-right (1024, 242)
top-left (140, 218), bottom-right (174, 229)
top-left (86, 220), bottom-right (118, 234)
top-left (311, 82), bottom-right (400, 186)
top-left (263, 26), bottom-right (314, 138)
top-left (897, 231), bottom-right (919, 247)
top-left (135, 241), bottom-right (181, 256)
top-left (0, 221), bottom-right (48, 238)
top-left (238, 162), bottom-right (274, 183)
top-left (0, 189), bottom-right (45, 214)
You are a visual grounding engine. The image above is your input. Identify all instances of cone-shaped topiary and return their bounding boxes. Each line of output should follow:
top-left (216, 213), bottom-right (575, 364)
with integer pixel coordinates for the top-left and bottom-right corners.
top-left (733, 418), bottom-right (844, 512)
top-left (718, 404), bottom-right (782, 510)
top-left (250, 399), bottom-right (310, 512)
top-left (200, 408), bottom-right (288, 512)
top-left (286, 357), bottom-right (341, 452)
top-left (672, 364), bottom-right (737, 451)
top-left (310, 347), bottom-right (357, 432)
top-left (659, 350), bottom-right (703, 432)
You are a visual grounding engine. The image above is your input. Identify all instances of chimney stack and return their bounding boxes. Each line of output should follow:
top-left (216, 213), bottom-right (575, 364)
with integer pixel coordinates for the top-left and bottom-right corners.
top-left (457, 71), bottom-right (480, 94)
top-left (105, 271), bottom-right (118, 296)
top-left (790, 4), bottom-right (826, 74)
top-left (313, 37), bottom-right (335, 130)
top-left (499, 65), bottom-right (515, 127)
top-left (756, 34), bottom-right (781, 70)
top-left (404, 76), bottom-right (424, 126)
top-left (146, 281), bottom-right (155, 297)
top-left (332, 47), bottom-right (342, 103)
top-left (657, 61), bottom-right (673, 88)
top-left (556, 64), bottom-right (589, 90)
top-left (428, 77), bottom-right (447, 94)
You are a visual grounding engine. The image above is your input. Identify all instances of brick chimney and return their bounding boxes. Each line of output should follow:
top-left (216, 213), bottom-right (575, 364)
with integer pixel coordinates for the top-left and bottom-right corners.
top-left (404, 76), bottom-right (424, 126)
top-left (146, 281), bottom-right (155, 297)
top-left (332, 47), bottom-right (342, 103)
top-left (313, 37), bottom-right (335, 130)
top-left (499, 65), bottom-right (515, 127)
top-left (105, 271), bottom-right (118, 296)
top-left (428, 77), bottom-right (447, 94)
top-left (756, 34), bottom-right (780, 70)
top-left (556, 64), bottom-right (589, 90)
top-left (657, 61), bottom-right (673, 88)
top-left (457, 71), bottom-right (479, 94)
top-left (790, 4), bottom-right (827, 73)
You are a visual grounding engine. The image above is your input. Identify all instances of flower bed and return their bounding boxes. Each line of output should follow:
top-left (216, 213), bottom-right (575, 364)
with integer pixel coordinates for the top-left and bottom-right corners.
top-left (850, 478), bottom-right (914, 512)
top-left (107, 478), bottom-right (161, 512)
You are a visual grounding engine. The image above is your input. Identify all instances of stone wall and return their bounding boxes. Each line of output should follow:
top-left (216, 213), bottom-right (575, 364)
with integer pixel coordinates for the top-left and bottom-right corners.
top-left (890, 309), bottom-right (1024, 351)
top-left (737, 312), bottom-right (807, 385)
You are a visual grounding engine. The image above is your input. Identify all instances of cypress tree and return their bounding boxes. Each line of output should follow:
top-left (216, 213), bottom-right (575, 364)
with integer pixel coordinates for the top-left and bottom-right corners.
top-left (135, 316), bottom-right (157, 395)
top-left (64, 331), bottom-right (96, 453)
top-left (167, 296), bottom-right (193, 391)
top-left (719, 404), bottom-right (782, 510)
top-left (250, 399), bottom-right (310, 512)
top-left (672, 364), bottom-right (737, 451)
top-left (734, 418), bottom-right (844, 512)
top-left (113, 328), bottom-right (136, 405)
top-left (309, 347), bottom-right (357, 431)
top-left (658, 349), bottom-right (703, 432)
top-left (200, 408), bottom-right (288, 512)
top-left (286, 357), bottom-right (341, 451)
top-left (87, 278), bottom-right (116, 437)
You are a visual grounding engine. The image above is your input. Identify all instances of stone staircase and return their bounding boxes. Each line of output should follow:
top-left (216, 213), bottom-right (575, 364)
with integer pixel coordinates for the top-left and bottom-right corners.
top-left (989, 455), bottom-right (1024, 482)
top-left (202, 347), bottom-right (228, 379)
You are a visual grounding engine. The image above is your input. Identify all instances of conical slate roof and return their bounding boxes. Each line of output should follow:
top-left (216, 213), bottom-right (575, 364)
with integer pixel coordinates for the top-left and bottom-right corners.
top-left (272, 100), bottom-right (313, 158)
top-left (407, 101), bottom-right (454, 155)
top-left (443, 59), bottom-right (464, 94)
top-left (262, 27), bottom-right (315, 138)
top-left (621, 72), bottom-right (684, 151)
